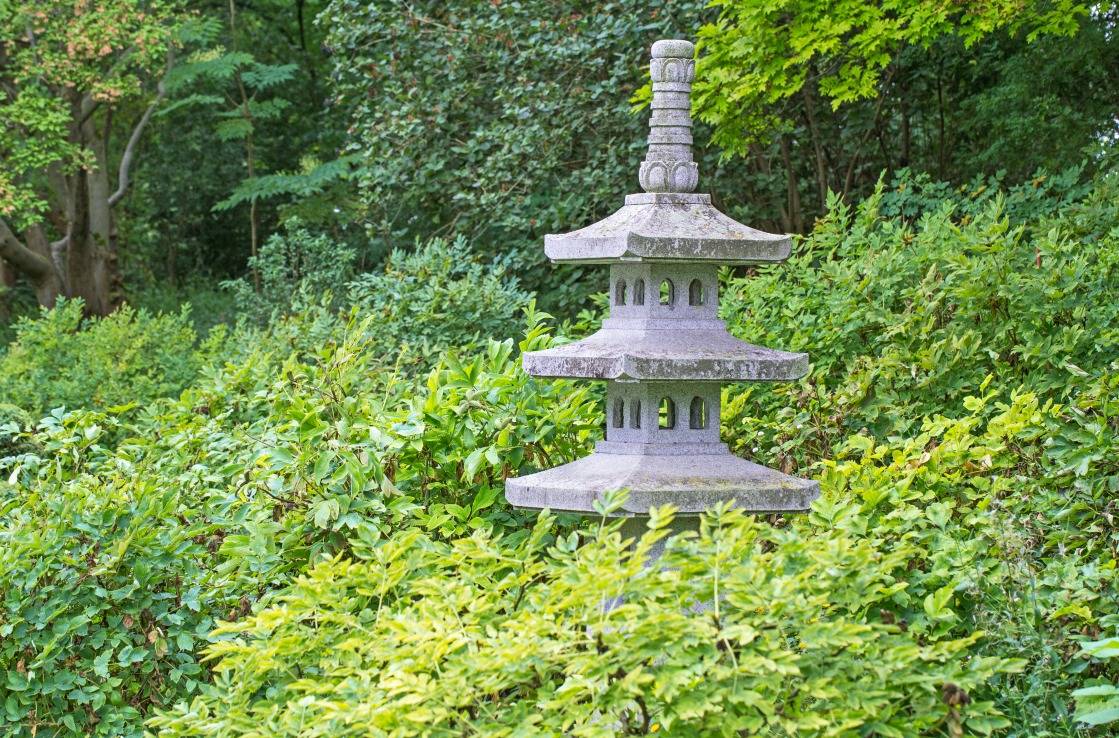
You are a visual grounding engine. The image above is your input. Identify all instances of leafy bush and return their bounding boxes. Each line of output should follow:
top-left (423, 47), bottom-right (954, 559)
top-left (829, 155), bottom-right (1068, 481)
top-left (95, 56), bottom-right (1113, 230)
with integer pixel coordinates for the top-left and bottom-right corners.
top-left (0, 410), bottom-right (220, 737)
top-left (0, 310), bottom-right (598, 737)
top-left (0, 300), bottom-right (223, 417)
top-left (321, 0), bottom-right (757, 311)
top-left (720, 175), bottom-right (1119, 460)
top-left (879, 166), bottom-right (1094, 225)
top-left (148, 503), bottom-right (1020, 737)
top-left (1073, 615), bottom-right (1119, 727)
top-left (139, 172), bottom-right (1113, 736)
top-left (224, 219), bottom-right (357, 323)
top-left (1, 173), bottom-right (1117, 737)
top-left (346, 236), bottom-right (531, 369)
top-left (715, 174), bottom-right (1119, 733)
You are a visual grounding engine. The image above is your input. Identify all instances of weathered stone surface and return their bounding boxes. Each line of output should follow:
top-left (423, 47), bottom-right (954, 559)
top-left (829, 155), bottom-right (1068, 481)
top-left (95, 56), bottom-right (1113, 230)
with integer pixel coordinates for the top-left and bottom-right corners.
top-left (641, 39), bottom-right (697, 194)
top-left (544, 193), bottom-right (791, 264)
top-left (650, 39), bottom-right (695, 59)
top-left (504, 38), bottom-right (818, 519)
top-left (505, 448), bottom-right (820, 515)
top-left (523, 328), bottom-right (807, 381)
top-left (601, 381), bottom-right (722, 447)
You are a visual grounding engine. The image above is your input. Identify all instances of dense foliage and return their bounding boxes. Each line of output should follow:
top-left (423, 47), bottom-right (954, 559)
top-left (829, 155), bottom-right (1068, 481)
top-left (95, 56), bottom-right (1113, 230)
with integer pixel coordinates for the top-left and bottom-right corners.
top-left (3, 0), bottom-right (1117, 317)
top-left (322, 0), bottom-right (721, 309)
top-left (0, 307), bottom-right (598, 735)
top-left (688, 1), bottom-right (1119, 231)
top-left (148, 503), bottom-right (1020, 736)
top-left (0, 172), bottom-right (1116, 736)
top-left (0, 299), bottom-right (221, 417)
top-left (3, 1), bottom-right (1119, 736)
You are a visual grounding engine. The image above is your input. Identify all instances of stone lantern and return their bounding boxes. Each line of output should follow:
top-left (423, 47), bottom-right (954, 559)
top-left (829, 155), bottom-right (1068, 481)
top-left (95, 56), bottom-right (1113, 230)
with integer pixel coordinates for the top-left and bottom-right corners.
top-left (506, 39), bottom-right (818, 526)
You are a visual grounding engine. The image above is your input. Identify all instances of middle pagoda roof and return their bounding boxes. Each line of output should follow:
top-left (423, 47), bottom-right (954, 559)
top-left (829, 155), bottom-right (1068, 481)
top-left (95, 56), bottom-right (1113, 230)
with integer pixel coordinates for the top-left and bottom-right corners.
top-left (524, 325), bottom-right (807, 382)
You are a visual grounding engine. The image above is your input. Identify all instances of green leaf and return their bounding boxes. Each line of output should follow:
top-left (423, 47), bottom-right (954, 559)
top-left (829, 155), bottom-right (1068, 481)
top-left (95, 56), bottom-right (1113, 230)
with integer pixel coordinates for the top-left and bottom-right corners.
top-left (1076, 706), bottom-right (1119, 726)
top-left (312, 499), bottom-right (341, 529)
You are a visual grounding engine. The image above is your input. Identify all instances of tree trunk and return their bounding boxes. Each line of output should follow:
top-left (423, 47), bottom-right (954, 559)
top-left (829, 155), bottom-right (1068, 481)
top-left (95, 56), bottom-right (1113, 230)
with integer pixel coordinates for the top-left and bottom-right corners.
top-left (936, 58), bottom-right (947, 180)
top-left (24, 227), bottom-right (62, 308)
top-left (899, 98), bottom-right (912, 168)
top-left (0, 219), bottom-right (62, 308)
top-left (800, 83), bottom-right (830, 210)
top-left (780, 135), bottom-right (803, 234)
top-left (64, 165), bottom-right (116, 316)
top-left (0, 259), bottom-right (15, 321)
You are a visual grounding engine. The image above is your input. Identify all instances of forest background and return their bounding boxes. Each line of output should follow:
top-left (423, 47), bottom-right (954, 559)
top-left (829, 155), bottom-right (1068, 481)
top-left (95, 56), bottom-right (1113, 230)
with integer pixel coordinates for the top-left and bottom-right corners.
top-left (1, 1), bottom-right (1118, 737)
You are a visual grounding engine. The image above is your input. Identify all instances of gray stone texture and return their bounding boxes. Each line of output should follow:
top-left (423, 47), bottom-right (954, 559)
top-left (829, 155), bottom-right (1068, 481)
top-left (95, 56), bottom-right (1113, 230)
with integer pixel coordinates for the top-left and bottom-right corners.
top-left (523, 264), bottom-right (808, 381)
top-left (504, 450), bottom-right (818, 515)
top-left (505, 38), bottom-right (819, 517)
top-left (543, 194), bottom-right (792, 264)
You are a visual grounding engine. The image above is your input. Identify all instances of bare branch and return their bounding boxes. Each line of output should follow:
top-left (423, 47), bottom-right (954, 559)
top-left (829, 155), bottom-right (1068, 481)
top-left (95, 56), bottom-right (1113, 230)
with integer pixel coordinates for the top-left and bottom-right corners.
top-left (108, 48), bottom-right (175, 208)
top-left (0, 217), bottom-right (54, 281)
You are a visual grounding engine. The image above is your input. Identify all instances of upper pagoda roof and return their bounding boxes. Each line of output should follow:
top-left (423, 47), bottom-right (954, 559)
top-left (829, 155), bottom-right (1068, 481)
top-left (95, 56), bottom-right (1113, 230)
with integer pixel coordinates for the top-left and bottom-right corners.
top-left (543, 38), bottom-right (792, 265)
top-left (544, 193), bottom-right (791, 264)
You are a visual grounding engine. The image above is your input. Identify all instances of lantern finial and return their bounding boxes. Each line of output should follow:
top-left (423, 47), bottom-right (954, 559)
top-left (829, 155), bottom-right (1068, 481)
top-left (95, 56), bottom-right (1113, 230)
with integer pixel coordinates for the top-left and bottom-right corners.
top-left (640, 39), bottom-right (698, 194)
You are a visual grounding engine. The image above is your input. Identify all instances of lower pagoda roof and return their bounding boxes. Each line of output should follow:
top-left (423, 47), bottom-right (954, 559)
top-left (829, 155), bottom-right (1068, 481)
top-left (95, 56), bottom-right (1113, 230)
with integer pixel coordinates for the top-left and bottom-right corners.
top-left (505, 448), bottom-right (819, 515)
top-left (523, 327), bottom-right (808, 382)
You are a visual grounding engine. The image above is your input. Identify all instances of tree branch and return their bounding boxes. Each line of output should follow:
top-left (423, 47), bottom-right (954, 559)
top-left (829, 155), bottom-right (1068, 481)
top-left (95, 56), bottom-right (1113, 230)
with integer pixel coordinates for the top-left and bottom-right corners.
top-left (108, 49), bottom-right (175, 208)
top-left (0, 217), bottom-right (54, 281)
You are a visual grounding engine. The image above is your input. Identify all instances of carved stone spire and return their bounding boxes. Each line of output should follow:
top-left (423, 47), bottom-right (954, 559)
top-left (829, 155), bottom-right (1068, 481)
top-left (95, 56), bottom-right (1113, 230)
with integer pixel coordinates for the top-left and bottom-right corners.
top-left (639, 39), bottom-right (698, 194)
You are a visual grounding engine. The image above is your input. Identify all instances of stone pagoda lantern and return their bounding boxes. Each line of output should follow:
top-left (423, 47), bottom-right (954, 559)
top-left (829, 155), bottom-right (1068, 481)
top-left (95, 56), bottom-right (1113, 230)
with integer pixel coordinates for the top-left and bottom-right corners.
top-left (506, 39), bottom-right (818, 526)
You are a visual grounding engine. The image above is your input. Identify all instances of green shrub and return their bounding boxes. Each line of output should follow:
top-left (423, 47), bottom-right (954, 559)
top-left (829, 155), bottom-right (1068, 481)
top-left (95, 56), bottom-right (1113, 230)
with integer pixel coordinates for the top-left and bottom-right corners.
top-left (879, 166), bottom-right (1093, 225)
top-left (713, 174), bottom-right (1119, 734)
top-left (144, 372), bottom-right (1116, 737)
top-left (224, 219), bottom-right (357, 324)
top-left (0, 310), bottom-right (599, 737)
top-left (125, 279), bottom-right (240, 339)
top-left (719, 176), bottom-right (1119, 464)
top-left (0, 409), bottom-right (221, 736)
top-left (0, 299), bottom-right (223, 417)
top-left (148, 501), bottom-right (1021, 737)
top-left (346, 236), bottom-right (531, 369)
top-left (2, 173), bottom-right (1117, 737)
top-left (1073, 615), bottom-right (1119, 728)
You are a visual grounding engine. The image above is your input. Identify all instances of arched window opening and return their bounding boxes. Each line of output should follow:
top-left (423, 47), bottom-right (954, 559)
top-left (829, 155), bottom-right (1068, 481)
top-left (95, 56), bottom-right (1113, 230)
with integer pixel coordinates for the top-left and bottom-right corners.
top-left (659, 279), bottom-right (674, 306)
top-left (615, 279), bottom-right (627, 305)
top-left (658, 397), bottom-right (676, 429)
top-left (688, 279), bottom-right (705, 306)
top-left (631, 400), bottom-right (642, 429)
top-left (633, 279), bottom-right (645, 306)
top-left (612, 398), bottom-right (624, 428)
top-left (689, 396), bottom-right (707, 429)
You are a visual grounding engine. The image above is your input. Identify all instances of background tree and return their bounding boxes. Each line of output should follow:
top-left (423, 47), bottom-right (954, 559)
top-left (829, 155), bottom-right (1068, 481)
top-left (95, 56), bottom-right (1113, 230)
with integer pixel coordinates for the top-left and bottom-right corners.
top-left (119, 0), bottom-right (349, 300)
top-left (321, 0), bottom-right (728, 312)
top-left (690, 0), bottom-right (1119, 230)
top-left (158, 14), bottom-right (299, 291)
top-left (0, 0), bottom-right (182, 314)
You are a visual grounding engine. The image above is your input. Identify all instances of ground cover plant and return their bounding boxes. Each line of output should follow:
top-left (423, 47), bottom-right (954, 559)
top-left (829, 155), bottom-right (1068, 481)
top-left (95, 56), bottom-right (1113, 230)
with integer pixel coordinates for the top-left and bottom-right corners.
top-left (0, 171), bottom-right (1116, 736)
